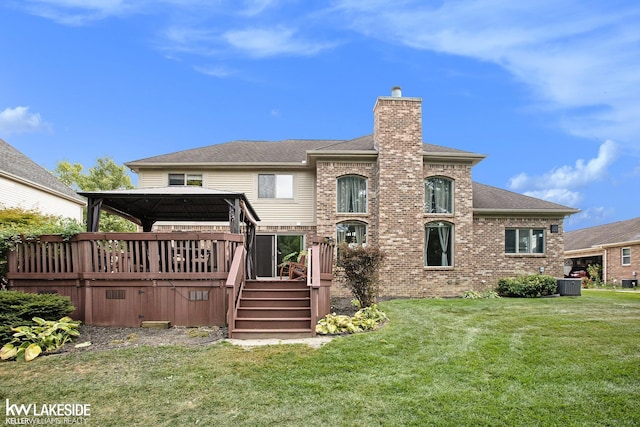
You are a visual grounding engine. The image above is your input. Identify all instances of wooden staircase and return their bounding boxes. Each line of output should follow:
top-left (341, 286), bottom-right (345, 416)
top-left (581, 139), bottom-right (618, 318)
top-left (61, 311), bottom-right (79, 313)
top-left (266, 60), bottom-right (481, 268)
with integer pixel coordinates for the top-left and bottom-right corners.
top-left (229, 279), bottom-right (314, 339)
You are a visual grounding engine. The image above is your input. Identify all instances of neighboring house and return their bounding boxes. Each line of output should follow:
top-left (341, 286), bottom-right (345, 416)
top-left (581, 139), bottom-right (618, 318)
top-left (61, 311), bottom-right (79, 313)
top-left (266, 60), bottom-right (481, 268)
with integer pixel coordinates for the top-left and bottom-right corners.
top-left (0, 138), bottom-right (85, 221)
top-left (564, 217), bottom-right (640, 286)
top-left (126, 87), bottom-right (579, 297)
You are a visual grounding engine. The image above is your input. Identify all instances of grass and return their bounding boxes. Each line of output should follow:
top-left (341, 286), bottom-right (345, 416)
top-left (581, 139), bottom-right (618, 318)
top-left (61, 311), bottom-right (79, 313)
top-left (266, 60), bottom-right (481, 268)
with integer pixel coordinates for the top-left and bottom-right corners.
top-left (1, 290), bottom-right (639, 426)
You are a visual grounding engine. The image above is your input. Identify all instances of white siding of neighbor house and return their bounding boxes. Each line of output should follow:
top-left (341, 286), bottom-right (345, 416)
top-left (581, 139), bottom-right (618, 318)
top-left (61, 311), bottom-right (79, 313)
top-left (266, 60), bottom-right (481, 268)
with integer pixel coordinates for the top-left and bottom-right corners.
top-left (0, 176), bottom-right (84, 221)
top-left (137, 169), bottom-right (316, 226)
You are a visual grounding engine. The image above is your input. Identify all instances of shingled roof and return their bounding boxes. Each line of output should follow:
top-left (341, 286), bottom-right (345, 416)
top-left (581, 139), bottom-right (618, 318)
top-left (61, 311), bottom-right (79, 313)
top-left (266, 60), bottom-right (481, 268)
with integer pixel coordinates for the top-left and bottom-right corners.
top-left (565, 217), bottom-right (640, 251)
top-left (125, 137), bottom-right (574, 215)
top-left (126, 134), bottom-right (484, 168)
top-left (473, 183), bottom-right (578, 214)
top-left (0, 139), bottom-right (84, 203)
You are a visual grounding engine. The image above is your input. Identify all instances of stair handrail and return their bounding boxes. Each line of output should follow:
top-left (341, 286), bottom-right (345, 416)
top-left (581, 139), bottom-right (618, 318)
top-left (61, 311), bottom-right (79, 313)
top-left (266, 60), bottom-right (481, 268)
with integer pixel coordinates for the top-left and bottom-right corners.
top-left (225, 245), bottom-right (246, 338)
top-left (309, 237), bottom-right (335, 335)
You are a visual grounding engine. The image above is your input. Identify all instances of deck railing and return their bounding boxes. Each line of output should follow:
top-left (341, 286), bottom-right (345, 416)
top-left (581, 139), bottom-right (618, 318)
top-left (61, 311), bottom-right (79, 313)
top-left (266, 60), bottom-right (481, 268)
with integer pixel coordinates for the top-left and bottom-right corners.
top-left (7, 232), bottom-right (244, 282)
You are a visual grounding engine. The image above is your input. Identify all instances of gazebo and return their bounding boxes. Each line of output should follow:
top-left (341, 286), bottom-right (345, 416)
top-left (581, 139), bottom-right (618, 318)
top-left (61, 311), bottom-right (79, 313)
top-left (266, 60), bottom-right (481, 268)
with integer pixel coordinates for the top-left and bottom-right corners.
top-left (79, 186), bottom-right (260, 279)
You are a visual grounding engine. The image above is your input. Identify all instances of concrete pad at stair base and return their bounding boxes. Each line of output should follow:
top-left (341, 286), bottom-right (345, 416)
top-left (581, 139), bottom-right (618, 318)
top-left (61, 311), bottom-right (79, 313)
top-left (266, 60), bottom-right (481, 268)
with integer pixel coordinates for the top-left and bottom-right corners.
top-left (225, 336), bottom-right (335, 349)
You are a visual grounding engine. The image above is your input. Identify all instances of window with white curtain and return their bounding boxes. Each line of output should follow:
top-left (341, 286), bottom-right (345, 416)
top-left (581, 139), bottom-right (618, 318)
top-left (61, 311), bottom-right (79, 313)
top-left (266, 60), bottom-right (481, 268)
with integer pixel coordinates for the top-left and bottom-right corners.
top-left (258, 174), bottom-right (293, 199)
top-left (337, 175), bottom-right (367, 213)
top-left (424, 222), bottom-right (453, 267)
top-left (337, 222), bottom-right (367, 247)
top-left (505, 229), bottom-right (545, 254)
top-left (425, 177), bottom-right (453, 213)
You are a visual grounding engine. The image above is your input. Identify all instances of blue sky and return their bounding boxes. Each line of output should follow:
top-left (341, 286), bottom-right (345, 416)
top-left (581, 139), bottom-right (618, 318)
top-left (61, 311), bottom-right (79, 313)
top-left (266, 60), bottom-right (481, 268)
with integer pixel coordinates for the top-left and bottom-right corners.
top-left (1, 0), bottom-right (639, 231)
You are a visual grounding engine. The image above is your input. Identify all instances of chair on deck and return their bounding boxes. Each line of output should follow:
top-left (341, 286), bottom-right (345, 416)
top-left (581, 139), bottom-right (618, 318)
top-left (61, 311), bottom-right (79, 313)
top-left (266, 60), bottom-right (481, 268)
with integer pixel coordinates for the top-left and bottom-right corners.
top-left (279, 253), bottom-right (307, 280)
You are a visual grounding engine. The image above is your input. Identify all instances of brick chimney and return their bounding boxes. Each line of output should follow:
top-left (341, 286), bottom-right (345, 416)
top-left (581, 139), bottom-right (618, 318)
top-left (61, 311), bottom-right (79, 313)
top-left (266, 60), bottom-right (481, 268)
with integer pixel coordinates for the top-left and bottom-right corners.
top-left (373, 87), bottom-right (425, 295)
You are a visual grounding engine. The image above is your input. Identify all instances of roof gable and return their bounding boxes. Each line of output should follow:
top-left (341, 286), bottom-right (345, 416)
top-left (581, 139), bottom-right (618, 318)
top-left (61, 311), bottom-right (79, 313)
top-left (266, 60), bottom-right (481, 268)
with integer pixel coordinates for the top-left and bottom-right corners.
top-left (0, 139), bottom-right (84, 203)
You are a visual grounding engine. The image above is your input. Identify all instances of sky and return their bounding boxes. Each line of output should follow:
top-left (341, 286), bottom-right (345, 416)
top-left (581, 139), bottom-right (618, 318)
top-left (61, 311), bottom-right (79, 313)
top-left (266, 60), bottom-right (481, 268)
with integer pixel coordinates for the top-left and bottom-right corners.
top-left (1, 0), bottom-right (639, 231)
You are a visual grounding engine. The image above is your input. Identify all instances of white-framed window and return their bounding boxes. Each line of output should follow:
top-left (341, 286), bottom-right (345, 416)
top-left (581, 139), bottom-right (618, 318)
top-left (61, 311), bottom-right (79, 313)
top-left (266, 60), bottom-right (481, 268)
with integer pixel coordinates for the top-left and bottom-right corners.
top-left (337, 221), bottom-right (367, 247)
top-left (337, 175), bottom-right (367, 213)
top-left (424, 221), bottom-right (453, 267)
top-left (622, 247), bottom-right (631, 265)
top-left (425, 177), bottom-right (453, 214)
top-left (505, 228), bottom-right (545, 254)
top-left (258, 174), bottom-right (293, 199)
top-left (169, 173), bottom-right (202, 187)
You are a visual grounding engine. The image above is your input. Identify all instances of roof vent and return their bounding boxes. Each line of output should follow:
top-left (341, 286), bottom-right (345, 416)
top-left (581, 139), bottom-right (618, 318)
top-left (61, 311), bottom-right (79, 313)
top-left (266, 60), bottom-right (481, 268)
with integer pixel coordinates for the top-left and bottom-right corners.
top-left (391, 86), bottom-right (402, 97)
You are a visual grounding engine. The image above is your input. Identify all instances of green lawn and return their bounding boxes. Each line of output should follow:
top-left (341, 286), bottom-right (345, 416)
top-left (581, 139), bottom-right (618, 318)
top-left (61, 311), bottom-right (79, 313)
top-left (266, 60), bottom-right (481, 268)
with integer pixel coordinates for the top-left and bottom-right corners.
top-left (2, 290), bottom-right (639, 426)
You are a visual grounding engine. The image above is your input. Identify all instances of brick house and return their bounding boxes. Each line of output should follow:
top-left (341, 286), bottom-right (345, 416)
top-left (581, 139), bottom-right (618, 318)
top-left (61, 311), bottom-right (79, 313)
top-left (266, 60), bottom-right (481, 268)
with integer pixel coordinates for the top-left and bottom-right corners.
top-left (564, 217), bottom-right (640, 287)
top-left (126, 87), bottom-right (578, 297)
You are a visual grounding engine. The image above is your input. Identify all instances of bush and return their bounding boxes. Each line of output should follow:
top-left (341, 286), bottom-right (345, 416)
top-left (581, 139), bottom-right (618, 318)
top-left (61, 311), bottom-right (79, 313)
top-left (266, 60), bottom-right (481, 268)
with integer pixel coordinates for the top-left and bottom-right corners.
top-left (336, 244), bottom-right (385, 308)
top-left (0, 291), bottom-right (75, 344)
top-left (462, 290), bottom-right (501, 299)
top-left (1, 316), bottom-right (81, 361)
top-left (316, 304), bottom-right (388, 335)
top-left (496, 274), bottom-right (558, 298)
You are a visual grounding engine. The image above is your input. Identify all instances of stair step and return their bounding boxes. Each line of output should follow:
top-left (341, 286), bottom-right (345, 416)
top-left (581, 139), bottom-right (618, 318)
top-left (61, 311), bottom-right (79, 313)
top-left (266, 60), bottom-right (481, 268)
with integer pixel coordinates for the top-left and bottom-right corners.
top-left (242, 289), bottom-right (310, 298)
top-left (239, 297), bottom-right (311, 307)
top-left (244, 281), bottom-right (308, 290)
top-left (230, 329), bottom-right (314, 340)
top-left (235, 317), bottom-right (311, 330)
top-left (237, 307), bottom-right (311, 318)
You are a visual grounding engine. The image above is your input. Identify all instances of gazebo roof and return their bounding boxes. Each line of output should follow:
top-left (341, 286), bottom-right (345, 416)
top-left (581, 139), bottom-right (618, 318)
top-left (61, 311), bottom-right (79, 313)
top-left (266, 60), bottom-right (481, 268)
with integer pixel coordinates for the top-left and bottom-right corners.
top-left (78, 186), bottom-right (260, 231)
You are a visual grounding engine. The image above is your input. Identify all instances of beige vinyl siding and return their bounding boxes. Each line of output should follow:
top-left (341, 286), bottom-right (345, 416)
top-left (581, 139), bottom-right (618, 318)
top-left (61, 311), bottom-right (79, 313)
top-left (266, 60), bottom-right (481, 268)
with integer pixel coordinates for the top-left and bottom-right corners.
top-left (135, 169), bottom-right (316, 226)
top-left (138, 171), bottom-right (168, 188)
top-left (0, 176), bottom-right (84, 221)
top-left (210, 170), bottom-right (316, 226)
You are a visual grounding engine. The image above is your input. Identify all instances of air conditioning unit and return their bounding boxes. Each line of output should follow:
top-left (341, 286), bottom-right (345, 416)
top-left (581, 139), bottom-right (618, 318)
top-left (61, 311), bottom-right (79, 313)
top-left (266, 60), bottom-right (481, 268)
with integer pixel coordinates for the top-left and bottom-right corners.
top-left (621, 279), bottom-right (638, 288)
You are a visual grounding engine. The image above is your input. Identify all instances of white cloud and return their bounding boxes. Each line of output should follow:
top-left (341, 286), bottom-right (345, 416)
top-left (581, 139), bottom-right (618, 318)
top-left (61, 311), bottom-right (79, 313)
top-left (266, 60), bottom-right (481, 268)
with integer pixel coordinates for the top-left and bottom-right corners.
top-left (332, 0), bottom-right (640, 145)
top-left (509, 140), bottom-right (619, 191)
top-left (523, 189), bottom-right (582, 207)
top-left (566, 206), bottom-right (615, 228)
top-left (223, 27), bottom-right (335, 58)
top-left (508, 140), bottom-right (618, 205)
top-left (0, 106), bottom-right (51, 135)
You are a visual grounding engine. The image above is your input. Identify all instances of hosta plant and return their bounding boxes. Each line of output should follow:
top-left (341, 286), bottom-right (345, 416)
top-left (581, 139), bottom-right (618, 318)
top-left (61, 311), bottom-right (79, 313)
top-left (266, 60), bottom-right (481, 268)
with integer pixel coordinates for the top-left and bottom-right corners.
top-left (1, 316), bottom-right (81, 362)
top-left (316, 304), bottom-right (388, 335)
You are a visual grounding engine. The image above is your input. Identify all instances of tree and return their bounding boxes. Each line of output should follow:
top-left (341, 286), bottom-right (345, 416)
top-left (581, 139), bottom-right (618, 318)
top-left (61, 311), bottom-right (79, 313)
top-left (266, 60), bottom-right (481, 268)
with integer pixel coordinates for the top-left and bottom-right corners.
top-left (54, 157), bottom-right (137, 232)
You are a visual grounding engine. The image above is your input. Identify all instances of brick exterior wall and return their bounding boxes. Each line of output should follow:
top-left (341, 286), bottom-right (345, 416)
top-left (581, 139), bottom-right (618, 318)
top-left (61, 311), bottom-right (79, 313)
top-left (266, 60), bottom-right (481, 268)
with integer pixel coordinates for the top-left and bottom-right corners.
top-left (315, 92), bottom-right (569, 298)
top-left (374, 96), bottom-right (425, 297)
top-left (605, 243), bottom-right (639, 284)
top-left (154, 91), bottom-right (571, 298)
top-left (472, 217), bottom-right (566, 289)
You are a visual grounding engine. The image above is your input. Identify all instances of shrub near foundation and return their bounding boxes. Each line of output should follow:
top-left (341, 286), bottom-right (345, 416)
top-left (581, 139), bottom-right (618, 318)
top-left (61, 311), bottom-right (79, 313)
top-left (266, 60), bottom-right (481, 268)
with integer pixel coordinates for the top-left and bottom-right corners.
top-left (496, 274), bottom-right (558, 298)
top-left (336, 244), bottom-right (385, 308)
top-left (0, 291), bottom-right (74, 343)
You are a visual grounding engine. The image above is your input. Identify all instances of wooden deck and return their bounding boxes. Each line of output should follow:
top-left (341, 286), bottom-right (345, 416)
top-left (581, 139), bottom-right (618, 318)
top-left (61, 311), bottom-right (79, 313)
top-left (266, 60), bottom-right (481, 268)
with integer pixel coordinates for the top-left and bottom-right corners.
top-left (6, 232), bottom-right (333, 333)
